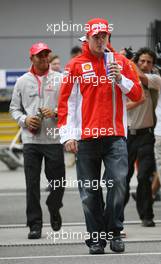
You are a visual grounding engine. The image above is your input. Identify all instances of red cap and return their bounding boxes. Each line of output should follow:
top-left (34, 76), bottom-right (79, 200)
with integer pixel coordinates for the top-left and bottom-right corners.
top-left (85, 18), bottom-right (110, 37)
top-left (29, 42), bottom-right (51, 56)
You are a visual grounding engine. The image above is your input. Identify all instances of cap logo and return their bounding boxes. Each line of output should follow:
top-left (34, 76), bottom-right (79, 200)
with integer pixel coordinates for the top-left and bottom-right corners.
top-left (92, 23), bottom-right (107, 30)
top-left (38, 43), bottom-right (45, 48)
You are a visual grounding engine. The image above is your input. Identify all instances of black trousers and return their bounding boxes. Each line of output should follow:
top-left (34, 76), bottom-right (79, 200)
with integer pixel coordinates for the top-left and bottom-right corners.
top-left (23, 144), bottom-right (65, 228)
top-left (124, 132), bottom-right (155, 220)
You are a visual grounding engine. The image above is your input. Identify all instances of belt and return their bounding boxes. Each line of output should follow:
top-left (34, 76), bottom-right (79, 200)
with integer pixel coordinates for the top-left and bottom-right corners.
top-left (128, 127), bottom-right (153, 136)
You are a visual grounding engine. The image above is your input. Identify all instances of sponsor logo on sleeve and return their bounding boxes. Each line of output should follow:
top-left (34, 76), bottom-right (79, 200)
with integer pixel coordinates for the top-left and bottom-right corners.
top-left (81, 62), bottom-right (93, 72)
top-left (82, 72), bottom-right (96, 79)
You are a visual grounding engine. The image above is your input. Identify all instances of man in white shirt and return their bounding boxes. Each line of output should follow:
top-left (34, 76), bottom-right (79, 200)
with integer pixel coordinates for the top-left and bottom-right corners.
top-left (125, 47), bottom-right (161, 227)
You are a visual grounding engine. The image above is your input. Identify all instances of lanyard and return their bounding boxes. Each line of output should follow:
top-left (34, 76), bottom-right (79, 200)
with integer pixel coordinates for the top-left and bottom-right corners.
top-left (34, 74), bottom-right (42, 97)
top-left (30, 65), bottom-right (49, 97)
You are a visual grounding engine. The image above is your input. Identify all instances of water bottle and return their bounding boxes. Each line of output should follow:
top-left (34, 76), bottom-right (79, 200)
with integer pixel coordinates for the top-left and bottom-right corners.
top-left (29, 108), bottom-right (43, 134)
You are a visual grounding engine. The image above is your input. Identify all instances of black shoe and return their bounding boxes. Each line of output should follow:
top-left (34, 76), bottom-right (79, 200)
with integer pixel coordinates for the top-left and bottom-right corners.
top-left (142, 219), bottom-right (155, 227)
top-left (28, 229), bottom-right (41, 239)
top-left (110, 236), bottom-right (125, 253)
top-left (89, 243), bottom-right (105, 254)
top-left (49, 209), bottom-right (62, 231)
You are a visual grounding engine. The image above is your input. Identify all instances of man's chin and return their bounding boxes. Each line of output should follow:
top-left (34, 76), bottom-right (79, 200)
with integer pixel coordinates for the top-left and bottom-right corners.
top-left (95, 49), bottom-right (104, 55)
top-left (40, 65), bottom-right (49, 71)
top-left (97, 47), bottom-right (104, 52)
top-left (141, 69), bottom-right (149, 73)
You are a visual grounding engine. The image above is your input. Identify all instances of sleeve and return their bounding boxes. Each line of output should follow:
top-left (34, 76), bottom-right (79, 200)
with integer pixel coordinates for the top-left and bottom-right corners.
top-left (9, 79), bottom-right (27, 128)
top-left (146, 74), bottom-right (161, 91)
top-left (118, 59), bottom-right (143, 102)
top-left (53, 72), bottom-right (63, 104)
top-left (58, 62), bottom-right (79, 144)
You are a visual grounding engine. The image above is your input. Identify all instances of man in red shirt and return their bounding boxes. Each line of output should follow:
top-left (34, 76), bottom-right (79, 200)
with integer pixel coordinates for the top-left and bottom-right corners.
top-left (58, 18), bottom-right (142, 254)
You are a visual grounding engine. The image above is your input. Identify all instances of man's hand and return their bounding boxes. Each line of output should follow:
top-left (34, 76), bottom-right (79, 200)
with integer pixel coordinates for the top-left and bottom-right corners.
top-left (25, 116), bottom-right (41, 129)
top-left (108, 62), bottom-right (122, 83)
top-left (65, 139), bottom-right (78, 153)
top-left (41, 107), bottom-right (55, 118)
top-left (135, 66), bottom-right (148, 86)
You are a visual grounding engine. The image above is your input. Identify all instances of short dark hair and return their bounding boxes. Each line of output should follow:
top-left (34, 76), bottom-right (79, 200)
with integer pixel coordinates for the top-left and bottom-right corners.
top-left (133, 47), bottom-right (157, 65)
top-left (70, 46), bottom-right (82, 56)
top-left (50, 55), bottom-right (60, 61)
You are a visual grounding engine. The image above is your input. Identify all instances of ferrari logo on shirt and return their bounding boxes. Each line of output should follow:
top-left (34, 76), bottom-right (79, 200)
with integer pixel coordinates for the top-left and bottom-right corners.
top-left (81, 62), bottom-right (93, 72)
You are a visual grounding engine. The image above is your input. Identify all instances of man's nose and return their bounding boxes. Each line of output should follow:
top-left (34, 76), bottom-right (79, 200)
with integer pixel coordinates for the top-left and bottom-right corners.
top-left (143, 61), bottom-right (148, 67)
top-left (41, 55), bottom-right (48, 59)
top-left (98, 37), bottom-right (104, 44)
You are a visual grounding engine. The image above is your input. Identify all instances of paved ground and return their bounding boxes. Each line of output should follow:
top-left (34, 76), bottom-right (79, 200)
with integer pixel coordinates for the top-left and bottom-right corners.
top-left (0, 159), bottom-right (161, 263)
top-left (0, 243), bottom-right (161, 264)
top-left (1, 190), bottom-right (161, 224)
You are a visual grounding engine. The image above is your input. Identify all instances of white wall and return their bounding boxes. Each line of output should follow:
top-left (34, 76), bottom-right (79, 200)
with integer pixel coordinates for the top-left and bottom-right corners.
top-left (0, 0), bottom-right (161, 69)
